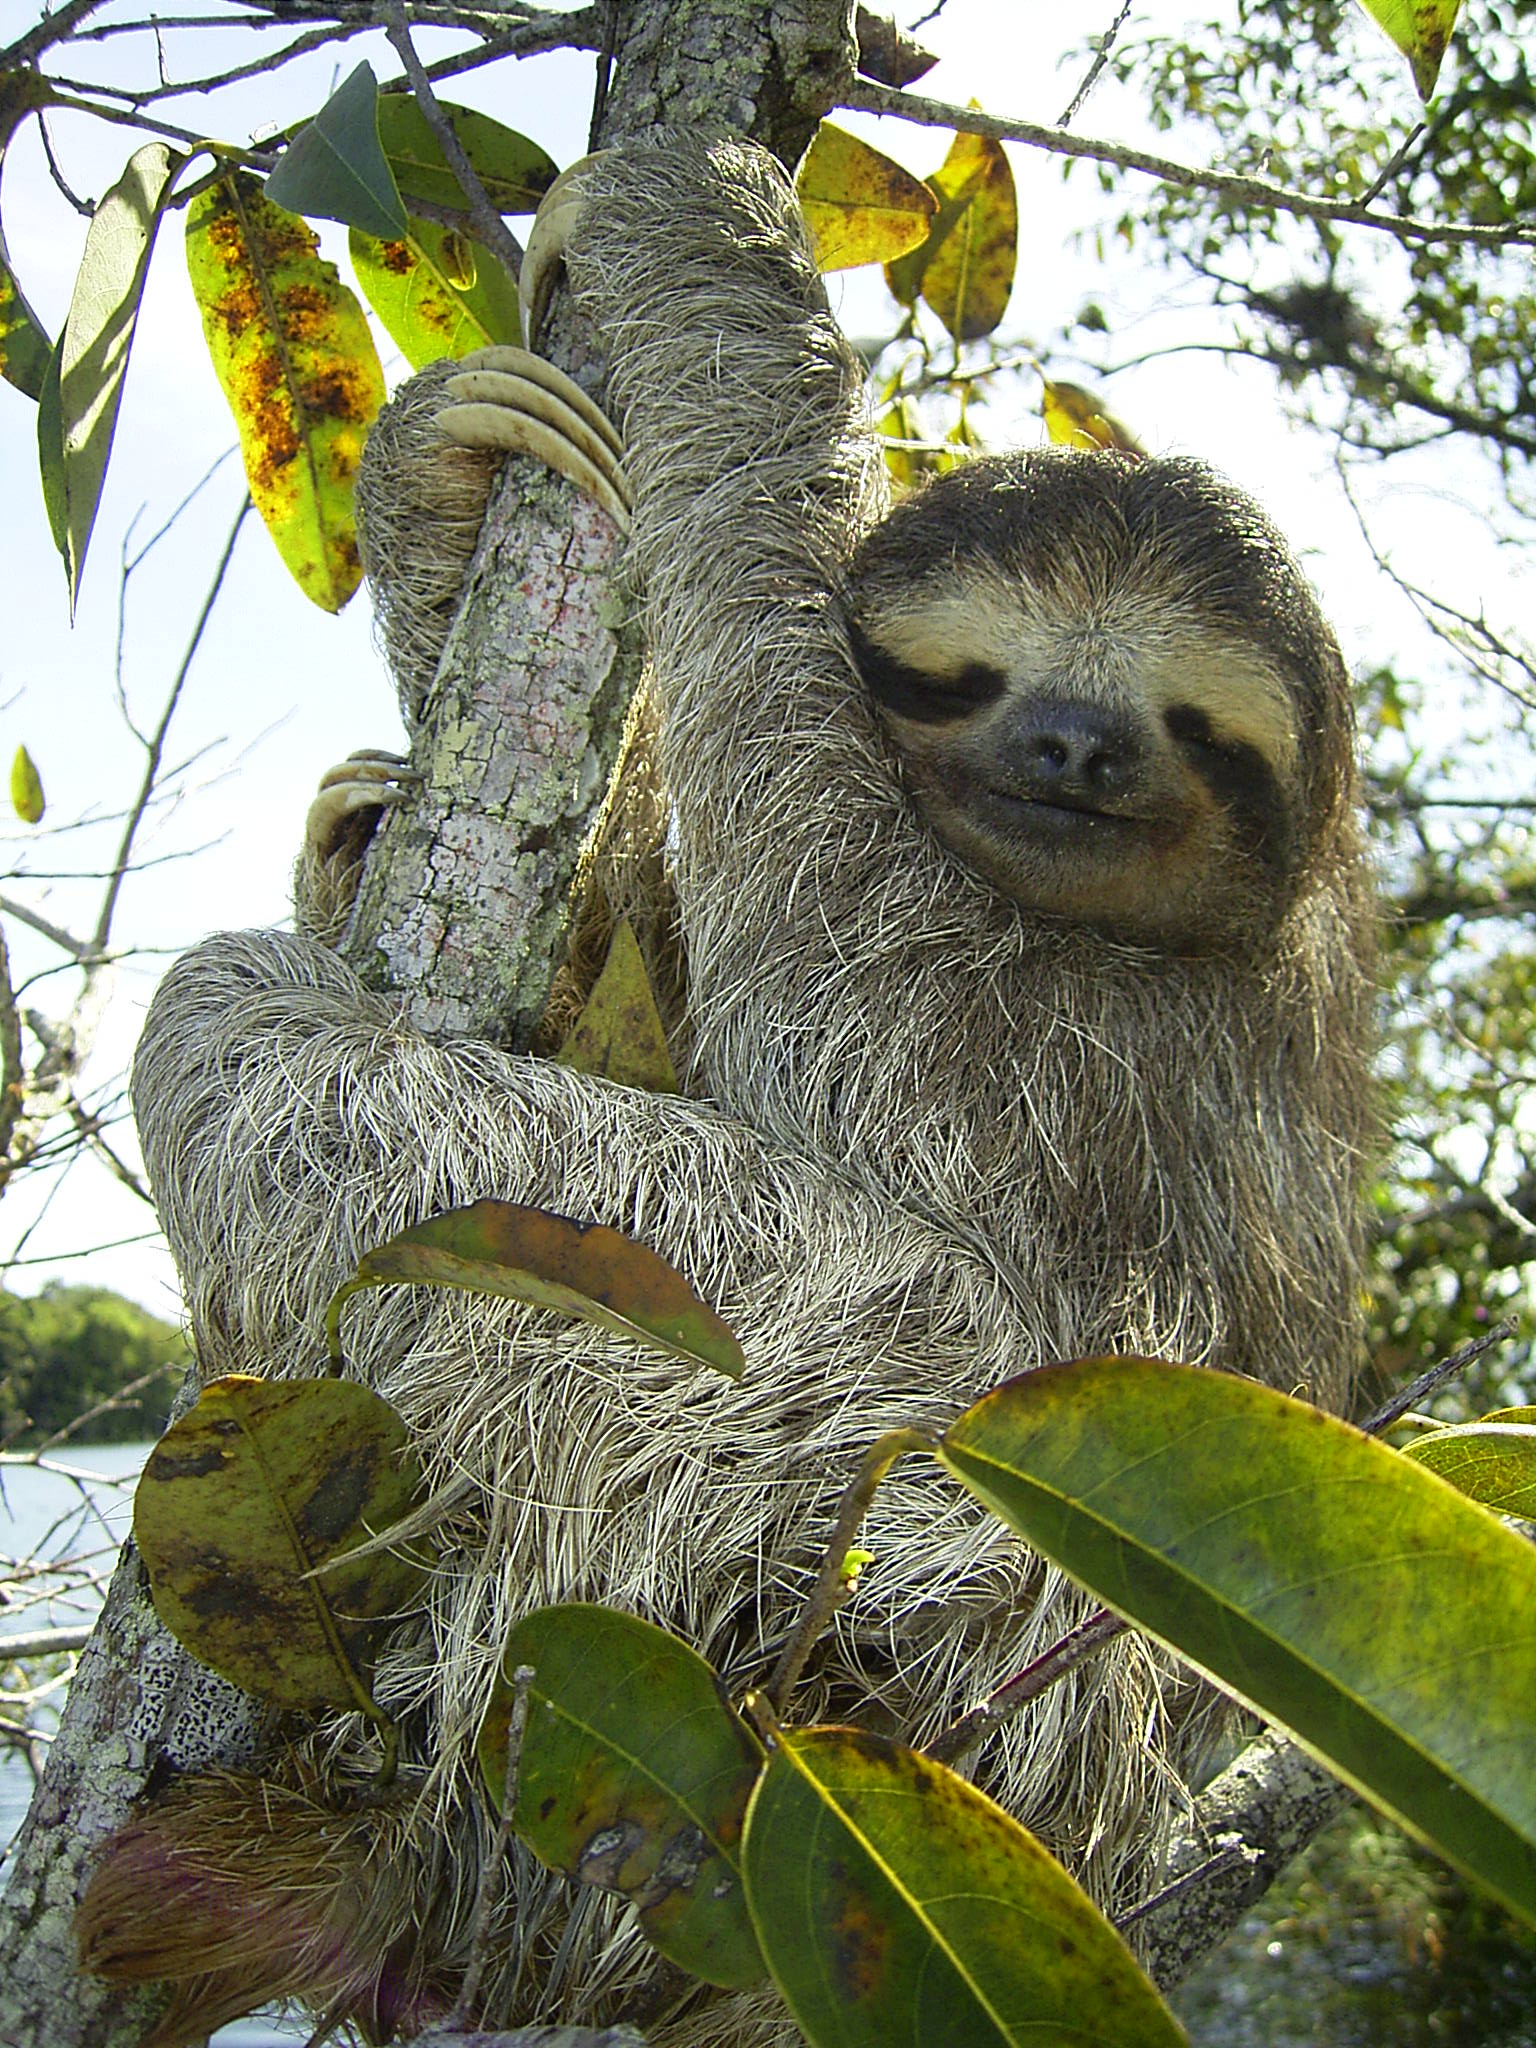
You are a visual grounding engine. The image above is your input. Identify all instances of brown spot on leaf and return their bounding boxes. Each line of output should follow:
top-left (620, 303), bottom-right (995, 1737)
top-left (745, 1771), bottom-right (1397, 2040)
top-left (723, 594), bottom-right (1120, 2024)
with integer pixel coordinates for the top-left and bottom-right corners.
top-left (828, 1865), bottom-right (890, 2001)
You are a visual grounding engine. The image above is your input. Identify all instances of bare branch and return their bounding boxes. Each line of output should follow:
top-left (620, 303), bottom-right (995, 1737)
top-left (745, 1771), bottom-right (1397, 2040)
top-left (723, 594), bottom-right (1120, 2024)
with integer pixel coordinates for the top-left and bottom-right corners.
top-left (926, 1608), bottom-right (1127, 1767)
top-left (382, 7), bottom-right (527, 284)
top-left (0, 896), bottom-right (99, 963)
top-left (93, 495), bottom-right (251, 956)
top-left (1360, 1319), bottom-right (1520, 1435)
top-left (37, 114), bottom-right (92, 217)
top-left (0, 931), bottom-right (23, 1174)
top-left (0, 0), bottom-right (110, 68)
top-left (1138, 1728), bottom-right (1353, 1988)
top-left (0, 1627), bottom-right (96, 1660)
top-left (1058, 1), bottom-right (1132, 129)
top-left (65, 1102), bottom-right (153, 1204)
top-left (842, 79), bottom-right (1536, 251)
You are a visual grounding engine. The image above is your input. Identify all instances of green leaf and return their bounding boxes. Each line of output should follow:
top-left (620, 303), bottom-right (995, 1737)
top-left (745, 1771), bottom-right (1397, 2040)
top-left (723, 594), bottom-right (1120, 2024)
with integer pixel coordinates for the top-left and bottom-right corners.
top-left (480, 1605), bottom-right (766, 1990)
top-left (133, 1374), bottom-right (429, 1714)
top-left (326, 1198), bottom-right (744, 1380)
top-left (938, 1359), bottom-right (1536, 1926)
top-left (186, 173), bottom-right (384, 610)
top-left (555, 917), bottom-right (678, 1093)
top-left (10, 743), bottom-right (44, 823)
top-left (265, 61), bottom-right (407, 240)
top-left (1356, 0), bottom-right (1462, 99)
top-left (375, 95), bottom-right (557, 217)
top-left (795, 123), bottom-right (936, 272)
top-left (0, 242), bottom-right (49, 399)
top-left (0, 71), bottom-right (55, 398)
top-left (49, 142), bottom-right (176, 608)
top-left (349, 214), bottom-right (522, 370)
top-left (742, 1728), bottom-right (1186, 2047)
top-left (35, 330), bottom-right (65, 553)
top-left (1401, 1422), bottom-right (1536, 1517)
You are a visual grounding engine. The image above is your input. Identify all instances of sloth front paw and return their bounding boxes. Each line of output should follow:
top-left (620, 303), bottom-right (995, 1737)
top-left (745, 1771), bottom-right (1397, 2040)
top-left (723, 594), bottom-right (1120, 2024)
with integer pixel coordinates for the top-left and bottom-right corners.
top-left (294, 750), bottom-right (418, 945)
top-left (437, 346), bottom-right (629, 529)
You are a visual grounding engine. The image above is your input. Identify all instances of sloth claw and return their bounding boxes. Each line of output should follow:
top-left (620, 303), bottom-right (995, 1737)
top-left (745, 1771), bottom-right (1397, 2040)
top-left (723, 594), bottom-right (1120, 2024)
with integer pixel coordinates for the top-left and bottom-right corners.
top-left (519, 153), bottom-right (604, 345)
top-left (304, 750), bottom-right (417, 869)
top-left (438, 347), bottom-right (629, 529)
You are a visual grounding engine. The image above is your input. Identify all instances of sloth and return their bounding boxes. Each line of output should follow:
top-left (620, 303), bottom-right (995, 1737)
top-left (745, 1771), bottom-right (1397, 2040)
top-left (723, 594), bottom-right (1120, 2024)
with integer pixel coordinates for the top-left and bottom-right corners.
top-left (101, 135), bottom-right (1375, 2045)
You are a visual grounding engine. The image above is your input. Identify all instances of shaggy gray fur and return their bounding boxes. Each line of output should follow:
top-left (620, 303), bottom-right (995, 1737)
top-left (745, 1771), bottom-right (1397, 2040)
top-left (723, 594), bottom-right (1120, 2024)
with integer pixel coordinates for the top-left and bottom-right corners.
top-left (131, 138), bottom-right (1374, 2041)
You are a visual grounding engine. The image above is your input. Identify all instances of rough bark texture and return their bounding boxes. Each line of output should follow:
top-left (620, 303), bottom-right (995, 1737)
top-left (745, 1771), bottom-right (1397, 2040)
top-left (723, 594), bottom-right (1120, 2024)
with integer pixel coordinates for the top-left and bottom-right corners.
top-left (0, 5), bottom-right (856, 2041)
top-left (1140, 1728), bottom-right (1353, 1988)
top-left (345, 462), bottom-right (639, 1044)
top-left (339, 0), bottom-right (858, 1037)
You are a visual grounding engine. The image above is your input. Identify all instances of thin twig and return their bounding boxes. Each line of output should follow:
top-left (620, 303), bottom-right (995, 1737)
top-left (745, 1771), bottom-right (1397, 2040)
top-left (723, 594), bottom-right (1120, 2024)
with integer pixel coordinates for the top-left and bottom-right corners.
top-left (1360, 119), bottom-right (1426, 207)
top-left (34, 1363), bottom-right (180, 1451)
top-left (448, 1663), bottom-right (534, 2026)
top-left (0, 0), bottom-right (109, 68)
top-left (1058, 1), bottom-right (1132, 129)
top-left (0, 1626), bottom-right (96, 1660)
top-left (0, 930), bottom-right (23, 1172)
top-left (65, 1101), bottom-right (152, 1203)
top-left (37, 115), bottom-right (93, 217)
top-left (0, 897), bottom-right (97, 963)
top-left (925, 1608), bottom-right (1127, 1767)
top-left (383, 9), bottom-right (526, 282)
top-left (843, 79), bottom-right (1536, 250)
top-left (93, 495), bottom-right (251, 956)
top-left (1117, 1840), bottom-right (1255, 1930)
top-left (1360, 1318), bottom-right (1519, 1436)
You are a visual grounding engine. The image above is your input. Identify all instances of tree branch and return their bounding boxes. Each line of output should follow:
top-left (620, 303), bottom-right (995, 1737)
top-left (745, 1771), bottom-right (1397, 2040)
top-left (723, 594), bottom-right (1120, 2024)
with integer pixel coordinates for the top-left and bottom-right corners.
top-left (842, 78), bottom-right (1536, 250)
top-left (383, 6), bottom-right (527, 283)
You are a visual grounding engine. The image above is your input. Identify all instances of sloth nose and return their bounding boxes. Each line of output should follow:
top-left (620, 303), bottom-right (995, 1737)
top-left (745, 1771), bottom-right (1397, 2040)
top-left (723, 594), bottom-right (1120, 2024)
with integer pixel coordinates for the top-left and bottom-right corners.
top-left (1005, 699), bottom-right (1142, 801)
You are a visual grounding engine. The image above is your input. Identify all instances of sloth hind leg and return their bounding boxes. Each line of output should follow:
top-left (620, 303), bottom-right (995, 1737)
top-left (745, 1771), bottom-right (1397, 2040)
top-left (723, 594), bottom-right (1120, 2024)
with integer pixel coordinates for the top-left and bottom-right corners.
top-left (438, 346), bottom-right (630, 530)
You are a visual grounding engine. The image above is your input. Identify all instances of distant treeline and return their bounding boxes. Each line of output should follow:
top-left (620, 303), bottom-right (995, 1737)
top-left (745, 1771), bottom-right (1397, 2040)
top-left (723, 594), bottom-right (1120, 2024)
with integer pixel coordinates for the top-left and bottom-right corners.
top-left (0, 1284), bottom-right (190, 1446)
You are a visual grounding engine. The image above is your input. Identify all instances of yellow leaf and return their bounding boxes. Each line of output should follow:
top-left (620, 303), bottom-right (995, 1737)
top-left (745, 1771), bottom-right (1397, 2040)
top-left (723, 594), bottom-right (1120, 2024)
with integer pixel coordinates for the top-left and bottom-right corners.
top-left (186, 174), bottom-right (385, 611)
top-left (886, 131), bottom-right (1017, 342)
top-left (1040, 376), bottom-right (1146, 456)
top-left (796, 123), bottom-right (936, 273)
top-left (556, 917), bottom-right (678, 1092)
top-left (350, 216), bottom-right (522, 370)
top-left (10, 744), bottom-right (44, 823)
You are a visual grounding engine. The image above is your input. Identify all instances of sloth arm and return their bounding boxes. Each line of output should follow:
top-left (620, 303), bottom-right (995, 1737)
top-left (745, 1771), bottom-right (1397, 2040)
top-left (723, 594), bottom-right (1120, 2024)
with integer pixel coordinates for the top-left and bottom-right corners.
top-left (554, 141), bottom-right (924, 1127)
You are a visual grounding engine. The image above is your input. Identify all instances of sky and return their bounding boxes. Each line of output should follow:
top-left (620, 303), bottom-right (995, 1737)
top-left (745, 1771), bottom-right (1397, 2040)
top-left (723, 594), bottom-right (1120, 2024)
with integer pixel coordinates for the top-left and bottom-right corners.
top-left (0, 1), bottom-right (1517, 1322)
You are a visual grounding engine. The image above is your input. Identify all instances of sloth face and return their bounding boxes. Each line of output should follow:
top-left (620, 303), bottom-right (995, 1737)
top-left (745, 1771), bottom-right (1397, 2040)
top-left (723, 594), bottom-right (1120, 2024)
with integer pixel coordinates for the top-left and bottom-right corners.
top-left (847, 451), bottom-right (1355, 955)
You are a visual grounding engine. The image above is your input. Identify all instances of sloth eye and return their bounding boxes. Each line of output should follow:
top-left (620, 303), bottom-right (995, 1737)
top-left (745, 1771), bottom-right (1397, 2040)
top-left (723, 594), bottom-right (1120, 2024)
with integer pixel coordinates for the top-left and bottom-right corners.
top-left (851, 620), bottom-right (1006, 724)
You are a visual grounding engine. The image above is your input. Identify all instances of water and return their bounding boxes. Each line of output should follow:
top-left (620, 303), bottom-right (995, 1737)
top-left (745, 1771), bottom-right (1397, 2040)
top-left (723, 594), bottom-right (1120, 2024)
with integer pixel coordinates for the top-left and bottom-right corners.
top-left (0, 1444), bottom-right (305, 2047)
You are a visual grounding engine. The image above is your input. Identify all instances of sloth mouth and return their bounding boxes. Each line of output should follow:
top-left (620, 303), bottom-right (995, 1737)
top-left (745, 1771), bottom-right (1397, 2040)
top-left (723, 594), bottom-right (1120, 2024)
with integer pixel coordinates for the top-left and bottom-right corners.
top-left (987, 790), bottom-right (1146, 833)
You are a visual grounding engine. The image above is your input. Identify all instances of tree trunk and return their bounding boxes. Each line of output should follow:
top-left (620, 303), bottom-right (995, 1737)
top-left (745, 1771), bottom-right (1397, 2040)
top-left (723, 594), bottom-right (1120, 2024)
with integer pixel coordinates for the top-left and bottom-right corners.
top-left (0, 6), bottom-right (855, 2041)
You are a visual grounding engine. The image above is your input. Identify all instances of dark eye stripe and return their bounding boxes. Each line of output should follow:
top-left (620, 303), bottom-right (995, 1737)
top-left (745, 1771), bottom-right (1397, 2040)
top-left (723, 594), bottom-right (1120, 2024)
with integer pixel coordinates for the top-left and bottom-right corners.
top-left (849, 620), bottom-right (1007, 725)
top-left (1164, 705), bottom-right (1293, 873)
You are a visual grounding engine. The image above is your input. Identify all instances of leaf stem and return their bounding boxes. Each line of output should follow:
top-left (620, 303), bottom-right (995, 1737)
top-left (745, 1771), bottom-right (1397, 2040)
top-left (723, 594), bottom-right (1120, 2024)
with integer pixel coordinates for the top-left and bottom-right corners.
top-left (766, 1425), bottom-right (933, 1714)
